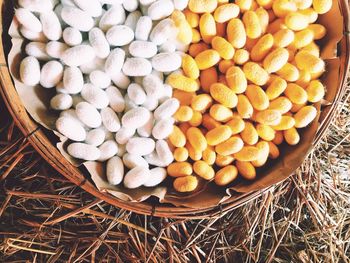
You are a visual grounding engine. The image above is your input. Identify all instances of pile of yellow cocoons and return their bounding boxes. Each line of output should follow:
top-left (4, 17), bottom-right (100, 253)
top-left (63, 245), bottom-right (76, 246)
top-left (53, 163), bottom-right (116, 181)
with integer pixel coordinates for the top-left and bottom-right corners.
top-left (166, 0), bottom-right (331, 193)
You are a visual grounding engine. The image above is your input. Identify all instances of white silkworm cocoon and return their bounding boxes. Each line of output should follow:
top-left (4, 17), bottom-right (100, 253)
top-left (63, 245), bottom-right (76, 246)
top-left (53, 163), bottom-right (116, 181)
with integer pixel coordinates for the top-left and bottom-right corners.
top-left (152, 118), bottom-right (174, 140)
top-left (137, 113), bottom-right (154, 137)
top-left (73, 0), bottom-right (102, 17)
top-left (123, 166), bottom-right (151, 189)
top-left (106, 156), bottom-right (124, 185)
top-left (101, 107), bottom-right (121, 132)
top-left (99, 5), bottom-right (126, 31)
top-left (89, 70), bottom-right (111, 89)
top-left (61, 45), bottom-right (95, 67)
top-left (81, 83), bottom-right (109, 109)
top-left (40, 11), bottom-right (62, 41)
top-left (56, 116), bottom-right (86, 141)
top-left (106, 25), bottom-right (135, 46)
top-left (121, 107), bottom-right (151, 129)
top-left (46, 41), bottom-right (68, 59)
top-left (127, 83), bottom-right (147, 105)
top-left (155, 139), bottom-right (174, 165)
top-left (105, 86), bottom-right (125, 113)
top-left (147, 0), bottom-right (174, 20)
top-left (126, 137), bottom-right (155, 156)
top-left (20, 56), bottom-right (41, 86)
top-left (128, 41), bottom-right (157, 58)
top-left (89, 28), bottom-right (110, 59)
top-left (61, 6), bottom-right (94, 32)
top-left (50, 93), bottom-right (73, 110)
top-left (15, 8), bottom-right (42, 32)
top-left (135, 16), bottom-right (152, 41)
top-left (154, 98), bottom-right (180, 120)
top-left (143, 167), bottom-right (167, 187)
top-left (122, 153), bottom-right (149, 169)
top-left (63, 27), bottom-right (82, 46)
top-left (122, 58), bottom-right (152, 77)
top-left (63, 66), bottom-right (84, 94)
top-left (115, 127), bottom-right (135, 144)
top-left (104, 48), bottom-right (125, 76)
top-left (26, 42), bottom-right (50, 61)
top-left (149, 18), bottom-right (177, 45)
top-left (75, 101), bottom-right (102, 128)
top-left (40, 60), bottom-right (63, 88)
top-left (152, 52), bottom-right (182, 72)
top-left (98, 140), bottom-right (119, 162)
top-left (142, 74), bottom-right (164, 98)
top-left (67, 142), bottom-right (101, 161)
top-left (85, 128), bottom-right (105, 146)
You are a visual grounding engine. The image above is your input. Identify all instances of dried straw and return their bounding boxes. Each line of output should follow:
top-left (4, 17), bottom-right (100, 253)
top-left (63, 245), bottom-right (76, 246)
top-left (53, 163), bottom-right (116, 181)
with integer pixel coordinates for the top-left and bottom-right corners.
top-left (0, 81), bottom-right (349, 262)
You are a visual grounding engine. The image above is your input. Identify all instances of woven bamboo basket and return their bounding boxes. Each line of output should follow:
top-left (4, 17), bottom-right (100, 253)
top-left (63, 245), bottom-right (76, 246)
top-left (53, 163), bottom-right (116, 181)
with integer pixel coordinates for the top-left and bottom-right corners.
top-left (0, 0), bottom-right (349, 219)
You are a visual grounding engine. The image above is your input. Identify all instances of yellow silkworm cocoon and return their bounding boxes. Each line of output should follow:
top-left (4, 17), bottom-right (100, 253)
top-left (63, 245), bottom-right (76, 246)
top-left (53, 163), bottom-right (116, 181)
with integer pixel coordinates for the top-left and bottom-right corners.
top-left (267, 141), bottom-right (280, 159)
top-left (206, 125), bottom-right (233, 146)
top-left (195, 49), bottom-right (221, 70)
top-left (295, 51), bottom-right (325, 74)
top-left (272, 0), bottom-right (297, 18)
top-left (186, 127), bottom-right (207, 152)
top-left (210, 83), bottom-right (238, 108)
top-left (200, 67), bottom-right (218, 93)
top-left (272, 116), bottom-right (295, 130)
top-left (256, 124), bottom-right (275, 141)
top-left (189, 111), bottom-right (203, 127)
top-left (216, 154), bottom-right (235, 167)
top-left (251, 141), bottom-right (270, 167)
top-left (267, 18), bottom-right (287, 34)
top-left (263, 47), bottom-right (289, 73)
top-left (301, 42), bottom-right (320, 58)
top-left (246, 84), bottom-right (270, 111)
top-left (173, 176), bottom-right (198, 192)
top-left (299, 8), bottom-right (318, 23)
top-left (233, 49), bottom-right (250, 65)
top-left (285, 83), bottom-right (308, 105)
top-left (169, 126), bottom-right (187, 147)
top-left (202, 146), bottom-right (216, 165)
top-left (227, 18), bottom-right (247, 49)
top-left (173, 90), bottom-right (196, 106)
top-left (250, 33), bottom-right (274, 62)
top-left (285, 12), bottom-right (309, 31)
top-left (209, 104), bottom-right (233, 122)
top-left (226, 66), bottom-right (247, 94)
top-left (167, 73), bottom-right (199, 92)
top-left (193, 160), bottom-right (215, 180)
top-left (243, 62), bottom-right (269, 86)
top-left (294, 105), bottom-right (317, 128)
top-left (171, 11), bottom-right (193, 45)
top-left (191, 94), bottom-right (213, 112)
top-left (214, 3), bottom-right (240, 23)
top-left (182, 54), bottom-right (200, 79)
top-left (214, 165), bottom-right (238, 186)
top-left (237, 161), bottom-right (257, 180)
top-left (241, 122), bottom-right (259, 145)
top-left (219, 60), bottom-right (235, 74)
top-left (255, 109), bottom-right (282, 126)
top-left (292, 29), bottom-right (314, 49)
top-left (202, 114), bottom-right (221, 130)
top-left (273, 29), bottom-right (294, 48)
top-left (284, 127), bottom-right (300, 145)
top-left (191, 29), bottom-right (201, 43)
top-left (243, 11), bottom-right (262, 39)
top-left (293, 0), bottom-right (312, 9)
top-left (306, 80), bottom-right (325, 103)
top-left (175, 106), bottom-right (194, 122)
top-left (257, 0), bottom-right (273, 9)
top-left (174, 147), bottom-right (189, 162)
top-left (226, 116), bottom-right (246, 135)
top-left (167, 162), bottom-right (193, 177)
top-left (184, 9), bottom-right (200, 28)
top-left (211, 36), bottom-right (235, 60)
top-left (236, 0), bottom-right (253, 11)
top-left (269, 97), bottom-right (292, 114)
top-left (255, 7), bottom-right (269, 33)
top-left (307, 24), bottom-right (326, 40)
top-left (313, 0), bottom-right (332, 14)
top-left (276, 63), bottom-right (300, 82)
top-left (186, 142), bottom-right (202, 161)
top-left (189, 42), bottom-right (210, 57)
top-left (237, 94), bottom-right (254, 119)
top-left (296, 70), bottom-right (312, 88)
top-left (188, 0), bottom-right (218, 13)
top-left (199, 13), bottom-right (216, 43)
top-left (233, 146), bottom-right (261, 162)
top-left (215, 136), bottom-right (244, 156)
top-left (273, 130), bottom-right (284, 145)
top-left (266, 76), bottom-right (287, 100)
top-left (310, 70), bottom-right (325, 80)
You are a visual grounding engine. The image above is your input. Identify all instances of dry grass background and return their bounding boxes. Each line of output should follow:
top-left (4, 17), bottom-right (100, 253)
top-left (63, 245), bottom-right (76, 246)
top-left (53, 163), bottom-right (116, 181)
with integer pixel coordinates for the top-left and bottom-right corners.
top-left (0, 80), bottom-right (349, 262)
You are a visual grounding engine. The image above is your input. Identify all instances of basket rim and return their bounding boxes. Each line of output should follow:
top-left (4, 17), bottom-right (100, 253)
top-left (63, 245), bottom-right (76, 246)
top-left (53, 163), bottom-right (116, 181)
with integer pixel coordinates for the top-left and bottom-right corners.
top-left (0, 0), bottom-right (349, 218)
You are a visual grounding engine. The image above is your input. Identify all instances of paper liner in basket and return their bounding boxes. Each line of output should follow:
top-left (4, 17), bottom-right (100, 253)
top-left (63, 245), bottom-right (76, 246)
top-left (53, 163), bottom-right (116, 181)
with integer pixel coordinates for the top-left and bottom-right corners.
top-left (6, 0), bottom-right (344, 209)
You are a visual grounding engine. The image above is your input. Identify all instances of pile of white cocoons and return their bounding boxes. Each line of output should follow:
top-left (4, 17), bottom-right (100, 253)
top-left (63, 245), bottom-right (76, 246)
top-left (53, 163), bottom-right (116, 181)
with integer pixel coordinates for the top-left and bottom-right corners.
top-left (17, 0), bottom-right (189, 189)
